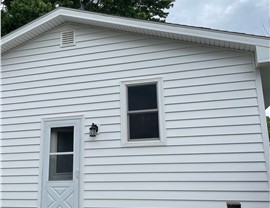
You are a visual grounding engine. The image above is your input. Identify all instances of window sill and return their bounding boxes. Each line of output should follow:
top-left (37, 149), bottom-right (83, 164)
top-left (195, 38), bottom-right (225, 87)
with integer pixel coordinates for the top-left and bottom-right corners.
top-left (121, 139), bottom-right (166, 147)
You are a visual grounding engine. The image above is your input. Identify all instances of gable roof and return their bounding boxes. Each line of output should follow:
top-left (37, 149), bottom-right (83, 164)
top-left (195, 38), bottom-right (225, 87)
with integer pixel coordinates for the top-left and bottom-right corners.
top-left (1, 8), bottom-right (269, 63)
top-left (1, 7), bottom-right (270, 107)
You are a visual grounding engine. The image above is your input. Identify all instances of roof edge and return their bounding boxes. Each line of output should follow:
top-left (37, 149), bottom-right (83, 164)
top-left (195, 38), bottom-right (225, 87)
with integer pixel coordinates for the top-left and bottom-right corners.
top-left (1, 7), bottom-right (270, 54)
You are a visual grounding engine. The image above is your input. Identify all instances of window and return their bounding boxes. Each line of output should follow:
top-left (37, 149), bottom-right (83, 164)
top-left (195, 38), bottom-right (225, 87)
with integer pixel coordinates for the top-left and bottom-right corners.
top-left (49, 127), bottom-right (74, 181)
top-left (120, 78), bottom-right (165, 147)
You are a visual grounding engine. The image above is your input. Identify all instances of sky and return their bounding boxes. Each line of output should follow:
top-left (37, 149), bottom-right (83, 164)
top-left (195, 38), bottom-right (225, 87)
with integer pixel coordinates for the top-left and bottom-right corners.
top-left (166, 0), bottom-right (270, 36)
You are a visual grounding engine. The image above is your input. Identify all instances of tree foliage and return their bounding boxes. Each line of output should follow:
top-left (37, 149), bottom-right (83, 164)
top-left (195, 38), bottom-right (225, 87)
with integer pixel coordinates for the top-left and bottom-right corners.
top-left (1, 0), bottom-right (174, 36)
top-left (1, 0), bottom-right (54, 36)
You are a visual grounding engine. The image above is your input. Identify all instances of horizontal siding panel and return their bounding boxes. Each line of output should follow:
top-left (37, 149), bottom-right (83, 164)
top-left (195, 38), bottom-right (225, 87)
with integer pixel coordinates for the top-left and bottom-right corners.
top-left (2, 38), bottom-right (177, 73)
top-left (166, 134), bottom-right (263, 145)
top-left (2, 192), bottom-right (38, 200)
top-left (165, 98), bottom-right (258, 113)
top-left (2, 145), bottom-right (40, 154)
top-left (2, 41), bottom-right (191, 70)
top-left (84, 172), bottom-right (267, 182)
top-left (82, 200), bottom-right (268, 208)
top-left (1, 138), bottom-right (40, 146)
top-left (83, 135), bottom-right (263, 149)
top-left (166, 115), bottom-right (261, 128)
top-left (164, 80), bottom-right (256, 96)
top-left (83, 143), bottom-right (263, 157)
top-left (2, 168), bottom-right (39, 176)
top-left (3, 29), bottom-right (124, 54)
top-left (83, 172), bottom-right (268, 182)
top-left (2, 36), bottom-right (168, 69)
top-left (83, 190), bottom-right (269, 201)
top-left (2, 176), bottom-right (39, 184)
top-left (2, 68), bottom-right (254, 102)
top-left (81, 199), bottom-right (269, 208)
top-left (4, 46), bottom-right (246, 80)
top-left (2, 101), bottom-right (119, 118)
top-left (1, 115), bottom-right (119, 129)
top-left (166, 107), bottom-right (259, 120)
top-left (84, 181), bottom-right (269, 191)
top-left (2, 56), bottom-right (252, 93)
top-left (2, 79), bottom-right (119, 98)
top-left (2, 123), bottom-right (41, 132)
top-left (165, 89), bottom-right (257, 104)
top-left (84, 132), bottom-right (120, 141)
top-left (2, 184), bottom-right (38, 192)
top-left (5, 37), bottom-right (59, 52)
top-left (3, 67), bottom-right (254, 101)
top-left (2, 152), bottom-right (40, 161)
top-left (2, 41), bottom-right (204, 69)
top-left (84, 163), bottom-right (267, 174)
top-left (1, 85), bottom-right (255, 118)
top-left (2, 160), bottom-right (39, 169)
top-left (83, 134), bottom-right (263, 147)
top-left (85, 116), bottom-right (120, 125)
top-left (2, 130), bottom-right (40, 139)
top-left (2, 109), bottom-right (119, 124)
top-left (3, 33), bottom-right (150, 59)
top-left (84, 153), bottom-right (265, 165)
top-left (3, 82), bottom-right (257, 109)
top-left (1, 200), bottom-right (37, 208)
top-left (3, 75), bottom-right (255, 106)
top-left (164, 72), bottom-right (255, 88)
top-left (166, 125), bottom-right (262, 137)
top-left (2, 63), bottom-right (253, 99)
top-left (2, 93), bottom-right (119, 111)
top-left (2, 85), bottom-right (120, 105)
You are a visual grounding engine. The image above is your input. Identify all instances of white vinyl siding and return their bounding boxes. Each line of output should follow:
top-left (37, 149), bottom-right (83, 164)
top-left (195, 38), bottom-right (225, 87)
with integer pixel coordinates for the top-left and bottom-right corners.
top-left (1, 23), bottom-right (269, 208)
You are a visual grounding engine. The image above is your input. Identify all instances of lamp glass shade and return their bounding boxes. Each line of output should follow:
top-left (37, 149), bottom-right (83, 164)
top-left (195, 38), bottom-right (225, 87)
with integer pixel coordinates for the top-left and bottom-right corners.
top-left (90, 123), bottom-right (98, 137)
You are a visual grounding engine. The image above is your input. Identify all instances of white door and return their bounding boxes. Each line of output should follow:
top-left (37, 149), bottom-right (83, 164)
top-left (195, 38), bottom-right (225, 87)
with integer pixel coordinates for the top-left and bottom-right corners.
top-left (42, 119), bottom-right (81, 208)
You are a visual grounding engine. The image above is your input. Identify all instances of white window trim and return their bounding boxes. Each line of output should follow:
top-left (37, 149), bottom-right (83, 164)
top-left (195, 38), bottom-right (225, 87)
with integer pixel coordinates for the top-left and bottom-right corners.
top-left (120, 77), bottom-right (166, 147)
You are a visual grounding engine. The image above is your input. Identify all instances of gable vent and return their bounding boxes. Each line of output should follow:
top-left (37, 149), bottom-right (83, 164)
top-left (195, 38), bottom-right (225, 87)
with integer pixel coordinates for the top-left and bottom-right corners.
top-left (61, 30), bottom-right (75, 47)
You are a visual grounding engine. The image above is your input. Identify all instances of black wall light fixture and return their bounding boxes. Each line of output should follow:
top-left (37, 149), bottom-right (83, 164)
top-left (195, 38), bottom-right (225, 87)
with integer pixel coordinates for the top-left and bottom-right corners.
top-left (89, 123), bottom-right (98, 137)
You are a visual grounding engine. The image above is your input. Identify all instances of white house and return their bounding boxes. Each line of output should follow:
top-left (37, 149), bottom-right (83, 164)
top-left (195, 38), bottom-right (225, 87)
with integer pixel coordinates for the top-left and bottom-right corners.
top-left (1, 7), bottom-right (270, 208)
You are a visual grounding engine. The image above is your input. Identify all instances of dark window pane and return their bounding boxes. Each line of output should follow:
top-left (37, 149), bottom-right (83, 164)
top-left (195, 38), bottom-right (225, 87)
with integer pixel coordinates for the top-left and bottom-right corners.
top-left (57, 131), bottom-right (73, 152)
top-left (50, 127), bottom-right (74, 153)
top-left (49, 155), bottom-right (73, 181)
top-left (129, 112), bottom-right (159, 140)
top-left (128, 84), bottom-right (157, 111)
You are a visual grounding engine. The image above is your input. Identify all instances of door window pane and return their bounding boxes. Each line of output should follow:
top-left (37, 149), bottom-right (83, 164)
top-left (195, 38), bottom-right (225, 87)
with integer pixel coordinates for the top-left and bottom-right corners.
top-left (49, 126), bottom-right (74, 181)
top-left (49, 155), bottom-right (73, 181)
top-left (50, 127), bottom-right (74, 153)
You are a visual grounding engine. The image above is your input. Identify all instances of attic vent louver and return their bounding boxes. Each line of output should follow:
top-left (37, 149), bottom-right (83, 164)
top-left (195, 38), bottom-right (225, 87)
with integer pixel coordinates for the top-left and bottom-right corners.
top-left (61, 30), bottom-right (75, 47)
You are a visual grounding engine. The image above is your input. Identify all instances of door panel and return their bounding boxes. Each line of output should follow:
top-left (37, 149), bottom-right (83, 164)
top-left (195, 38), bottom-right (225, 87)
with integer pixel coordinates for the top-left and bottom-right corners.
top-left (42, 119), bottom-right (81, 208)
top-left (44, 183), bottom-right (76, 208)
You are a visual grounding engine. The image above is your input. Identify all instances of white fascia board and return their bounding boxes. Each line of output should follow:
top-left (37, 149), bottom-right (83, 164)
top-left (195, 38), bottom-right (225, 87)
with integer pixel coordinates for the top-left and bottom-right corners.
top-left (255, 45), bottom-right (270, 68)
